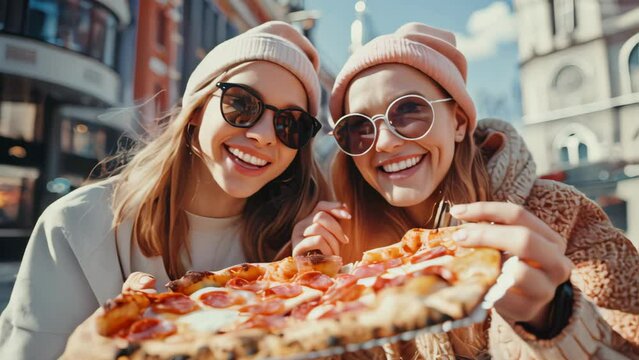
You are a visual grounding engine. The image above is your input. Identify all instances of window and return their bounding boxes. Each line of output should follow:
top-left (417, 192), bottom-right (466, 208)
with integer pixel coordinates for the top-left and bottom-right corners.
top-left (630, 43), bottom-right (639, 93)
top-left (552, 0), bottom-right (576, 35)
top-left (23, 0), bottom-right (117, 67)
top-left (89, 7), bottom-right (117, 66)
top-left (157, 9), bottom-right (167, 48)
top-left (60, 119), bottom-right (107, 160)
top-left (202, 5), bottom-right (217, 51)
top-left (0, 165), bottom-right (39, 228)
top-left (0, 0), bottom-right (7, 31)
top-left (0, 102), bottom-right (37, 142)
top-left (553, 124), bottom-right (599, 167)
top-left (551, 64), bottom-right (586, 109)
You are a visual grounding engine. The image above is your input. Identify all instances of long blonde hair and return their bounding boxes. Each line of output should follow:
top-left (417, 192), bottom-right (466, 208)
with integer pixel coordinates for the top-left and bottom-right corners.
top-left (332, 119), bottom-right (491, 263)
top-left (108, 87), bottom-right (328, 279)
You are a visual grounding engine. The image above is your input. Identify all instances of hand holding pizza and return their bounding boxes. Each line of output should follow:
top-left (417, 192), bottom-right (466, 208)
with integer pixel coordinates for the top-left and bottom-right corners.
top-left (449, 202), bottom-right (574, 330)
top-left (122, 272), bottom-right (157, 294)
top-left (291, 201), bottom-right (351, 256)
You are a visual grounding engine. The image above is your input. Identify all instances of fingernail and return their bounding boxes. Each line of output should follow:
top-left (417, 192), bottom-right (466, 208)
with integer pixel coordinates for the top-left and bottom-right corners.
top-left (338, 210), bottom-right (352, 219)
top-left (450, 205), bottom-right (467, 217)
top-left (344, 235), bottom-right (350, 243)
top-left (453, 229), bottom-right (468, 242)
top-left (140, 276), bottom-right (153, 284)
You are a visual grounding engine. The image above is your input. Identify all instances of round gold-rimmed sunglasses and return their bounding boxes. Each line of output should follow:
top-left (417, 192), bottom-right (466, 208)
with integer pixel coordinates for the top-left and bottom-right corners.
top-left (330, 94), bottom-right (452, 156)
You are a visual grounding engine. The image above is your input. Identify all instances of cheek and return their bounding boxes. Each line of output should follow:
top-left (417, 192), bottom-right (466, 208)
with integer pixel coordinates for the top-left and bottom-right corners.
top-left (352, 156), bottom-right (376, 184)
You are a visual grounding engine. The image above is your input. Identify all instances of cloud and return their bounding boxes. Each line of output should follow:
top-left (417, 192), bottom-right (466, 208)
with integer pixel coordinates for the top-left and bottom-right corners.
top-left (455, 1), bottom-right (518, 61)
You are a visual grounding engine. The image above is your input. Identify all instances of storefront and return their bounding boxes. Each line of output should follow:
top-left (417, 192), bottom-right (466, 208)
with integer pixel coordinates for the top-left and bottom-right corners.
top-left (0, 0), bottom-right (131, 259)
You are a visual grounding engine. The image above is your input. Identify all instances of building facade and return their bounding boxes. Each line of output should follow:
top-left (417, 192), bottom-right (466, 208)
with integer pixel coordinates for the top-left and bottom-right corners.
top-left (515, 0), bottom-right (639, 242)
top-left (0, 0), bottom-right (132, 258)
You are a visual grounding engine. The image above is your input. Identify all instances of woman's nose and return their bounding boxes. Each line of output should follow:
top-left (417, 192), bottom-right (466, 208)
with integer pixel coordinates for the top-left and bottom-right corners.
top-left (375, 120), bottom-right (403, 153)
top-left (245, 110), bottom-right (277, 146)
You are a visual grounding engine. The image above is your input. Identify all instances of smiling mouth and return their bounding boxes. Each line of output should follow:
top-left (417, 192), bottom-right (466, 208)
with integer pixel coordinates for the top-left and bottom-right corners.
top-left (379, 155), bottom-right (425, 173)
top-left (226, 146), bottom-right (270, 168)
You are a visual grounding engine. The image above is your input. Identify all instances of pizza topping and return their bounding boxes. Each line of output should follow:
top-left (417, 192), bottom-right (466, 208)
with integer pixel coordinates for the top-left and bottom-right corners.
top-left (323, 275), bottom-right (365, 303)
top-left (318, 301), bottom-right (367, 319)
top-left (352, 263), bottom-right (385, 279)
top-left (416, 265), bottom-right (457, 283)
top-left (295, 254), bottom-right (343, 277)
top-left (265, 284), bottom-right (303, 299)
top-left (382, 257), bottom-right (405, 269)
top-left (372, 274), bottom-right (408, 292)
top-left (239, 299), bottom-right (286, 315)
top-left (238, 315), bottom-right (287, 331)
top-left (199, 291), bottom-right (246, 308)
top-left (296, 271), bottom-right (334, 291)
top-left (226, 278), bottom-right (267, 293)
top-left (290, 299), bottom-right (321, 320)
top-left (176, 309), bottom-right (239, 333)
top-left (150, 293), bottom-right (199, 315)
top-left (127, 318), bottom-right (176, 342)
top-left (410, 246), bottom-right (454, 264)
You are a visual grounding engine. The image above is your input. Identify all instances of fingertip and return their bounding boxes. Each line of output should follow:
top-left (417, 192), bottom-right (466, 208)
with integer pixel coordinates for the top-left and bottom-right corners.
top-left (140, 275), bottom-right (155, 285)
top-left (449, 204), bottom-right (468, 218)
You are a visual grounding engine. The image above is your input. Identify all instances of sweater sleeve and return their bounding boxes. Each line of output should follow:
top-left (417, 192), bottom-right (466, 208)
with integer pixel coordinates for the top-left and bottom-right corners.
top-left (488, 181), bottom-right (639, 359)
top-left (0, 207), bottom-right (101, 360)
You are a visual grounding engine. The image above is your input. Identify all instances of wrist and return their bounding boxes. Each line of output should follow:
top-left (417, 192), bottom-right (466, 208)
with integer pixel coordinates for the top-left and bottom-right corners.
top-left (518, 281), bottom-right (574, 339)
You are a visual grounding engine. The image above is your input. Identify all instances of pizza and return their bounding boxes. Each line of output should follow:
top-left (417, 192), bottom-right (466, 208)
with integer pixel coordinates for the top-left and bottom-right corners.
top-left (61, 226), bottom-right (502, 360)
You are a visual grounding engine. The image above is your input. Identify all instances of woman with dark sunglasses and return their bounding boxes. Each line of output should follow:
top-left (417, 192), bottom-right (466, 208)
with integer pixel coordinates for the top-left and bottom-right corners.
top-left (0, 21), bottom-right (329, 360)
top-left (293, 23), bottom-right (639, 358)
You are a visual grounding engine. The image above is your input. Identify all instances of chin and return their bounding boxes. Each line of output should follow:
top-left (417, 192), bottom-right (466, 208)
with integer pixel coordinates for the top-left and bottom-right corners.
top-left (221, 182), bottom-right (263, 199)
top-left (383, 190), bottom-right (431, 208)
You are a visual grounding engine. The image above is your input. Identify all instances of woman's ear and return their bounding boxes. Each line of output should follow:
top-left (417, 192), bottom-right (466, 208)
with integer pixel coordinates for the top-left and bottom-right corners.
top-left (189, 106), bottom-right (204, 126)
top-left (453, 105), bottom-right (468, 143)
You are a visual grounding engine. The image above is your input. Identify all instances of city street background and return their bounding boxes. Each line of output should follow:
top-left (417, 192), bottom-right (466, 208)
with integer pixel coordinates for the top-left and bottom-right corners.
top-left (1, 0), bottom-right (638, 312)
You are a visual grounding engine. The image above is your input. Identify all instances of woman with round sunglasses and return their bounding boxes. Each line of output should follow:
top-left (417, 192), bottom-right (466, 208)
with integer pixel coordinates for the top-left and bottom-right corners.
top-left (293, 23), bottom-right (639, 358)
top-left (0, 21), bottom-right (329, 360)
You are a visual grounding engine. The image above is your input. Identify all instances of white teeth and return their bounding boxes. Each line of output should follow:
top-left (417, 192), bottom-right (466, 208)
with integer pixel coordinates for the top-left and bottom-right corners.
top-left (228, 147), bottom-right (268, 167)
top-left (382, 155), bottom-right (423, 173)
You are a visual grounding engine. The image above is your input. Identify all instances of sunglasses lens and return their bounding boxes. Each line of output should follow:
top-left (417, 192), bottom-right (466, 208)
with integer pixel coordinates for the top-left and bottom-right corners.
top-left (220, 86), bottom-right (261, 126)
top-left (387, 96), bottom-right (434, 139)
top-left (333, 115), bottom-right (375, 155)
top-left (274, 110), bottom-right (318, 149)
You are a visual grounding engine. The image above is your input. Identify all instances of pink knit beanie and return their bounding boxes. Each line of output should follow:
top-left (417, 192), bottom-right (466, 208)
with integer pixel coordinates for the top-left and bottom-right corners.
top-left (330, 22), bottom-right (477, 133)
top-left (182, 21), bottom-right (321, 116)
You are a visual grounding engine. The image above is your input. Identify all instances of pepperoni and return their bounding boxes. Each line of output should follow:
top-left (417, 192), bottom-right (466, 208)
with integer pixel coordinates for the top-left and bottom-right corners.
top-left (410, 246), bottom-right (453, 264)
top-left (382, 257), bottom-right (404, 269)
top-left (127, 318), bottom-right (176, 342)
top-left (322, 279), bottom-right (365, 303)
top-left (238, 315), bottom-right (287, 331)
top-left (296, 271), bottom-right (334, 291)
top-left (415, 265), bottom-right (456, 283)
top-left (372, 275), bottom-right (408, 292)
top-left (318, 301), bottom-right (367, 319)
top-left (265, 284), bottom-right (303, 298)
top-left (150, 293), bottom-right (199, 315)
top-left (199, 291), bottom-right (245, 308)
top-left (239, 299), bottom-right (286, 315)
top-left (226, 278), bottom-right (267, 293)
top-left (352, 263), bottom-right (385, 280)
top-left (290, 300), bottom-right (320, 320)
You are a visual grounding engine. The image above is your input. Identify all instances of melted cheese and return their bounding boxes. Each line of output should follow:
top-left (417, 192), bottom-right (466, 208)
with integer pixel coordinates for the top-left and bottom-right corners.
top-left (355, 255), bottom-right (454, 287)
top-left (176, 309), bottom-right (239, 332)
top-left (282, 285), bottom-right (322, 311)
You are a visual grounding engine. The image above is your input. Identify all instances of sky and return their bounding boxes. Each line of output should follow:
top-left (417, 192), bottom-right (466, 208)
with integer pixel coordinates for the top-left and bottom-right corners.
top-left (305, 0), bottom-right (522, 124)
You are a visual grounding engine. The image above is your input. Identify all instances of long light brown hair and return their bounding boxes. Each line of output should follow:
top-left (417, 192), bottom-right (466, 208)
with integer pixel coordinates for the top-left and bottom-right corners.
top-left (108, 83), bottom-right (328, 279)
top-left (332, 111), bottom-right (491, 263)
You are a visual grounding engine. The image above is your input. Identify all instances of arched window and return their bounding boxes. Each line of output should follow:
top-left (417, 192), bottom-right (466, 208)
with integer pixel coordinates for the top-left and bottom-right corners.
top-left (629, 43), bottom-right (639, 92)
top-left (553, 123), bottom-right (599, 167)
top-left (620, 34), bottom-right (639, 94)
top-left (550, 64), bottom-right (586, 109)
